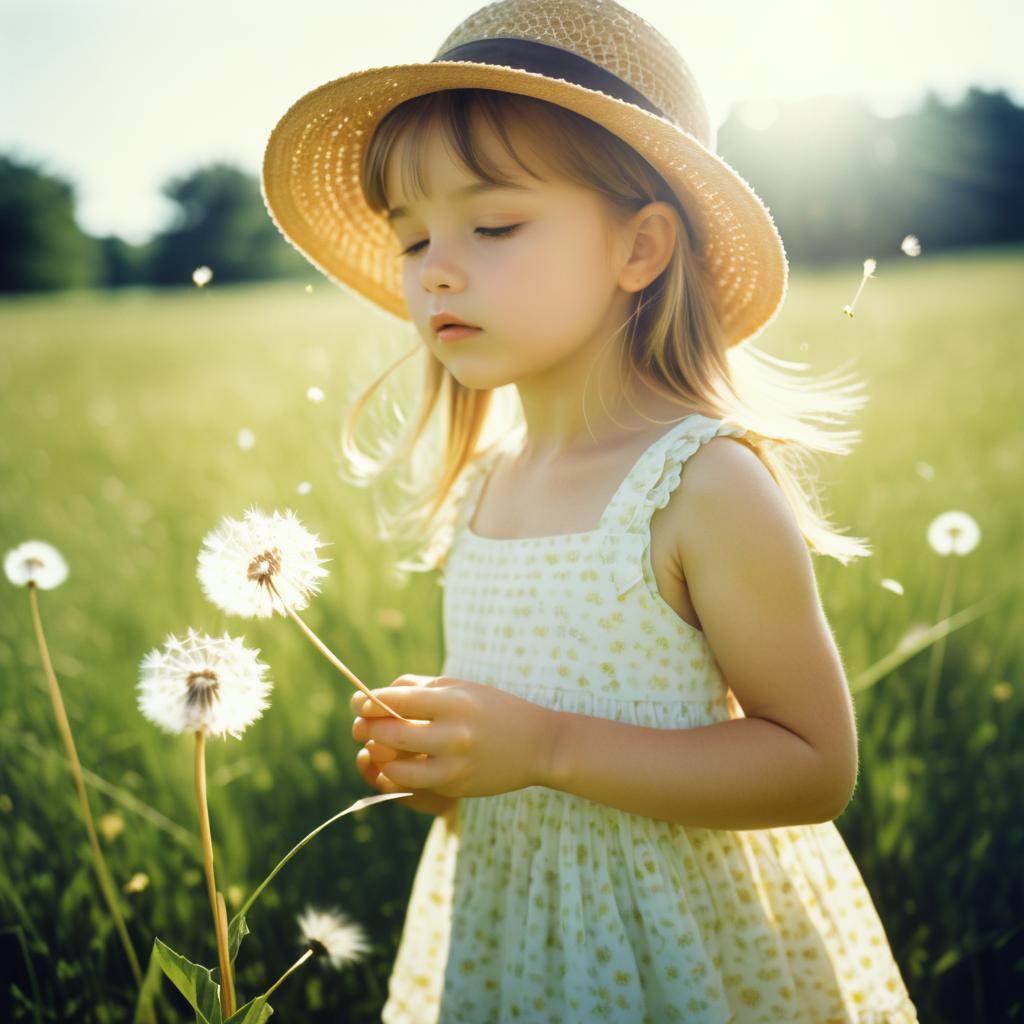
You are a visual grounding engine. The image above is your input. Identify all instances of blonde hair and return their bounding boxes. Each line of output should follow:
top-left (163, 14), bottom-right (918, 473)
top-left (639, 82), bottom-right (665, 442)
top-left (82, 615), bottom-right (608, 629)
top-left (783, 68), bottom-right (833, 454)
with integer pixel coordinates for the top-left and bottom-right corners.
top-left (341, 88), bottom-right (871, 576)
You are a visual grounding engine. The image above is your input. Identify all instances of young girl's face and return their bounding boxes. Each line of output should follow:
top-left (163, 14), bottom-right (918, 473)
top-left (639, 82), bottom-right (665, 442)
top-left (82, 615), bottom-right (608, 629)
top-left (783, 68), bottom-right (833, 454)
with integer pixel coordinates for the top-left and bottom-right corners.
top-left (383, 112), bottom-right (635, 392)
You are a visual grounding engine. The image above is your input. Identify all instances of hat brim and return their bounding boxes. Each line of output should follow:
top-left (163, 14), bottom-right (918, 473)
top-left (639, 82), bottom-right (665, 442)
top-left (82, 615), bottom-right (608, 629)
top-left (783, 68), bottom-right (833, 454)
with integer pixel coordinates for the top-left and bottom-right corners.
top-left (261, 60), bottom-right (788, 348)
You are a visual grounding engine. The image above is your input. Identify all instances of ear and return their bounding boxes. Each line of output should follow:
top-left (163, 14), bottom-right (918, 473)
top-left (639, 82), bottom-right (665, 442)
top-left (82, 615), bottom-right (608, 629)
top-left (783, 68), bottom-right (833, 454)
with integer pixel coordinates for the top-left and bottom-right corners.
top-left (617, 201), bottom-right (677, 293)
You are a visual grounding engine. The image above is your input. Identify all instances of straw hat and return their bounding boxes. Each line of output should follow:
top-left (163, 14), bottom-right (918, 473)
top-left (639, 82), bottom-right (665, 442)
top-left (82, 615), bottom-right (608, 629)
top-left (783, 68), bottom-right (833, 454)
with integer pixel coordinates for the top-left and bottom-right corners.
top-left (261, 0), bottom-right (788, 349)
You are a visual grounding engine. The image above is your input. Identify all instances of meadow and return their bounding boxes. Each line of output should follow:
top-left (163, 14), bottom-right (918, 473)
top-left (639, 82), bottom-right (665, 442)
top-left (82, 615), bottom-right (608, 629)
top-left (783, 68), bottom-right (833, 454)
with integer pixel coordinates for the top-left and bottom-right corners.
top-left (1, 245), bottom-right (1021, 1022)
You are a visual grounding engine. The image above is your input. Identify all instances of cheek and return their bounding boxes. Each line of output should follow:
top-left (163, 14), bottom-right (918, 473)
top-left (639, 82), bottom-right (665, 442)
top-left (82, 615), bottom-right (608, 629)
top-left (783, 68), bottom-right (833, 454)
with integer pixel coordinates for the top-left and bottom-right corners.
top-left (494, 229), bottom-right (614, 335)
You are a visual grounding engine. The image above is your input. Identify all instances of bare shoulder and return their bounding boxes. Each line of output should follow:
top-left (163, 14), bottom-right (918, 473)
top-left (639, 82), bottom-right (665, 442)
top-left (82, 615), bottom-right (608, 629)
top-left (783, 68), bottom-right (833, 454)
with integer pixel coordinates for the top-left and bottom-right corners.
top-left (662, 434), bottom-right (860, 817)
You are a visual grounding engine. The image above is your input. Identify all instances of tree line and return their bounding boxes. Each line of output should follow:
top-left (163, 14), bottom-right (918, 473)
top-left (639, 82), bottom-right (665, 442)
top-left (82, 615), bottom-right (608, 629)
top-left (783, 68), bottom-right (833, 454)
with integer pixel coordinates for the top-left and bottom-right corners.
top-left (1, 85), bottom-right (1021, 293)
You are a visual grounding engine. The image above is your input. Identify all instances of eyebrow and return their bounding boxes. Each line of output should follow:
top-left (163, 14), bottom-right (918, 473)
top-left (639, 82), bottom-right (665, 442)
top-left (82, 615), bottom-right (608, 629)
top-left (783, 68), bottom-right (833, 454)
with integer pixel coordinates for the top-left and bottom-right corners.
top-left (385, 181), bottom-right (534, 222)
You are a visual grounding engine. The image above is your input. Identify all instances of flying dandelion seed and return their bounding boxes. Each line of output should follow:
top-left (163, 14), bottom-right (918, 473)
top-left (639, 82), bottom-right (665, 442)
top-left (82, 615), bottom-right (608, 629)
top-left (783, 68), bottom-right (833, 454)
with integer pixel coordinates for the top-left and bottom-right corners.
top-left (4, 540), bottom-right (69, 590)
top-left (137, 628), bottom-right (272, 738)
top-left (192, 266), bottom-right (214, 288)
top-left (304, 284), bottom-right (314, 294)
top-left (927, 510), bottom-right (981, 556)
top-left (915, 461), bottom-right (935, 481)
top-left (123, 872), bottom-right (150, 894)
top-left (237, 428), bottom-right (256, 451)
top-left (880, 578), bottom-right (904, 595)
top-left (297, 907), bottom-right (371, 969)
top-left (307, 386), bottom-right (325, 403)
top-left (842, 258), bottom-right (878, 318)
top-left (297, 481), bottom-right (313, 496)
top-left (901, 234), bottom-right (922, 257)
top-left (197, 507), bottom-right (330, 618)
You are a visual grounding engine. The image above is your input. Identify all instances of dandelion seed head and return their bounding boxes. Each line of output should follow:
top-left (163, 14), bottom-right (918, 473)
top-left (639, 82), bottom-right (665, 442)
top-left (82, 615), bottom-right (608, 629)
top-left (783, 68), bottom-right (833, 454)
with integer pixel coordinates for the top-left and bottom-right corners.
top-left (197, 507), bottom-right (330, 618)
top-left (192, 266), bottom-right (213, 288)
top-left (137, 627), bottom-right (272, 737)
top-left (927, 510), bottom-right (981, 556)
top-left (900, 234), bottom-right (921, 257)
top-left (4, 540), bottom-right (69, 589)
top-left (306, 386), bottom-right (325, 403)
top-left (297, 907), bottom-right (371, 970)
top-left (237, 427), bottom-right (256, 451)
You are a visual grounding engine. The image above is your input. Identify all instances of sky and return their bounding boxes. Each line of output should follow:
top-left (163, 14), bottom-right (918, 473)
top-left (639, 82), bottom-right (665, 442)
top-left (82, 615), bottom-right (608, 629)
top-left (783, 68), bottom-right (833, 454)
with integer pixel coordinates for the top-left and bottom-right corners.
top-left (2, 0), bottom-right (1021, 244)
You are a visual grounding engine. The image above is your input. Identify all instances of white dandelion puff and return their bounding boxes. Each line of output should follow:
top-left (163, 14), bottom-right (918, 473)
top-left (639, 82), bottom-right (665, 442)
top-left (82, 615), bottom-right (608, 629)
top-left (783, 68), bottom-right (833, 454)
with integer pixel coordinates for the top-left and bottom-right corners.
top-left (901, 234), bottom-right (922, 257)
top-left (4, 540), bottom-right (69, 589)
top-left (297, 481), bottom-right (313, 496)
top-left (237, 428), bottom-right (256, 451)
top-left (297, 907), bottom-right (371, 970)
top-left (192, 265), bottom-right (213, 288)
top-left (306, 386), bottom-right (325, 403)
top-left (842, 257), bottom-right (879, 317)
top-left (137, 628), bottom-right (272, 738)
top-left (927, 510), bottom-right (981, 556)
top-left (197, 507), bottom-right (330, 618)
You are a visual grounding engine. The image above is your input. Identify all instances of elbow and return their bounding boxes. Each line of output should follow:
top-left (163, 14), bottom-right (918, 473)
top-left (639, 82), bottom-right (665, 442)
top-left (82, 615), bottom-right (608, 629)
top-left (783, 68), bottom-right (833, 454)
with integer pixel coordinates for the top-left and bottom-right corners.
top-left (814, 751), bottom-right (859, 822)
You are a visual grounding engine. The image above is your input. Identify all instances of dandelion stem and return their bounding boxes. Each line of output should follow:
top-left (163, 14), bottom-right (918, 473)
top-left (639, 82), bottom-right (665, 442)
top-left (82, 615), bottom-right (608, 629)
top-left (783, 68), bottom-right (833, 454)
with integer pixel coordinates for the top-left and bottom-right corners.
top-left (194, 730), bottom-right (235, 1017)
top-left (265, 578), bottom-right (412, 723)
top-left (922, 557), bottom-right (958, 733)
top-left (26, 583), bottom-right (144, 987)
top-left (264, 948), bottom-right (314, 999)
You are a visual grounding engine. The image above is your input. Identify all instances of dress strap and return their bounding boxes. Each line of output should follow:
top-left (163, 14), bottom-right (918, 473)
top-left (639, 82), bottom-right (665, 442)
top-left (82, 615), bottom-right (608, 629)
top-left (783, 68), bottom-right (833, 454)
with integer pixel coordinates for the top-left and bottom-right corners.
top-left (427, 446), bottom-right (504, 578)
top-left (598, 415), bottom-right (751, 598)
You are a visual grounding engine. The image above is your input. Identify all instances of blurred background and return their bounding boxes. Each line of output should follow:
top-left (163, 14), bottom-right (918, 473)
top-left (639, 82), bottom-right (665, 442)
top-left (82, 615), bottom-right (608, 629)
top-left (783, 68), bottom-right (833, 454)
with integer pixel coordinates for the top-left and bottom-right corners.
top-left (1, 1), bottom-right (1022, 1021)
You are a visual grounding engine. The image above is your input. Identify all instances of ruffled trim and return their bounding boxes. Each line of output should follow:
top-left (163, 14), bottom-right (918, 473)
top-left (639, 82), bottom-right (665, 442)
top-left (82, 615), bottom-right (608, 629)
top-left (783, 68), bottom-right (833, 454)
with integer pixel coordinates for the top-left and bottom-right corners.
top-left (606, 416), bottom-right (751, 599)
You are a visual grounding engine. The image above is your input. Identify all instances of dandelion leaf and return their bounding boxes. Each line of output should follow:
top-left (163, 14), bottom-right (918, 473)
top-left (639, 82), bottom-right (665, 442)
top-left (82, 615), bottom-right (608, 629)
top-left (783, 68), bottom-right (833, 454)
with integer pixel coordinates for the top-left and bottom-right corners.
top-left (151, 936), bottom-right (223, 1024)
top-left (228, 912), bottom-right (250, 963)
top-left (224, 995), bottom-right (274, 1023)
top-left (132, 941), bottom-right (164, 1024)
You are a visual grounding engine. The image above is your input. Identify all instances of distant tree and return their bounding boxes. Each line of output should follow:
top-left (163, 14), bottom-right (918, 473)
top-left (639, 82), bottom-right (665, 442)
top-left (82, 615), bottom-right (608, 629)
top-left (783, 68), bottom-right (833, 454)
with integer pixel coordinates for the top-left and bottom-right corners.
top-left (147, 162), bottom-right (309, 286)
top-left (0, 154), bottom-right (101, 292)
top-left (96, 234), bottom-right (153, 287)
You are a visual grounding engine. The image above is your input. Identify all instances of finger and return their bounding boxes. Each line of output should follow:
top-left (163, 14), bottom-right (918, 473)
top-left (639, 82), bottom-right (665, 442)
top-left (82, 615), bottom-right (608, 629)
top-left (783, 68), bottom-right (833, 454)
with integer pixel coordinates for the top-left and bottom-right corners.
top-left (365, 739), bottom-right (399, 764)
top-left (381, 754), bottom-right (449, 792)
top-left (362, 716), bottom-right (451, 756)
top-left (356, 746), bottom-right (381, 785)
top-left (357, 686), bottom-right (445, 720)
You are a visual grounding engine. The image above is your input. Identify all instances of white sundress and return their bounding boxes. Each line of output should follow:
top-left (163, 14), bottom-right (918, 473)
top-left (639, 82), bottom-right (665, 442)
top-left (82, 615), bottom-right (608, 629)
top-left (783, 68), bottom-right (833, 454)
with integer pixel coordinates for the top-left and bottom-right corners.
top-left (381, 414), bottom-right (919, 1024)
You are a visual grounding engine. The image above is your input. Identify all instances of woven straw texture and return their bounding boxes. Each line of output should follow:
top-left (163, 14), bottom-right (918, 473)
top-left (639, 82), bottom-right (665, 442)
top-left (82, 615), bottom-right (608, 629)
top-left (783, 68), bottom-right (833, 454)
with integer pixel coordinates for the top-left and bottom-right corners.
top-left (261, 0), bottom-right (789, 348)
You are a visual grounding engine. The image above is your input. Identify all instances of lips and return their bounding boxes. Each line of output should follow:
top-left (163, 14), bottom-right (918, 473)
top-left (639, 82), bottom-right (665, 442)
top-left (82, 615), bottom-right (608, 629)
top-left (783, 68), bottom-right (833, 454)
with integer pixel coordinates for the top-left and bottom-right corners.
top-left (430, 312), bottom-right (479, 333)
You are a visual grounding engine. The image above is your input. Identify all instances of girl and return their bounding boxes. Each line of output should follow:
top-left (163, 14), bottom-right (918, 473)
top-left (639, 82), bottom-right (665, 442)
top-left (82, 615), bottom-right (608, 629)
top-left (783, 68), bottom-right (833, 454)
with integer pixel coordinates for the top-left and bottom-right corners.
top-left (262, 1), bottom-right (919, 1020)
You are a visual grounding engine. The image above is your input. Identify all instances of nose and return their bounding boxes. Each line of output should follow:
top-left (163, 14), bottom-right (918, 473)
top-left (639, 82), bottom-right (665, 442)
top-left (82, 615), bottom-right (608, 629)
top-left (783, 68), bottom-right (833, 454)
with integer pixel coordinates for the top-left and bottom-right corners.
top-left (418, 237), bottom-right (467, 294)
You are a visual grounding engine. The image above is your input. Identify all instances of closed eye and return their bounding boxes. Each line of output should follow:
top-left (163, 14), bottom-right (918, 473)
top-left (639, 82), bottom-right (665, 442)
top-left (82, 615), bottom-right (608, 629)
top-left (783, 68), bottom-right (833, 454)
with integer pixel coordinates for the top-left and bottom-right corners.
top-left (398, 224), bottom-right (523, 258)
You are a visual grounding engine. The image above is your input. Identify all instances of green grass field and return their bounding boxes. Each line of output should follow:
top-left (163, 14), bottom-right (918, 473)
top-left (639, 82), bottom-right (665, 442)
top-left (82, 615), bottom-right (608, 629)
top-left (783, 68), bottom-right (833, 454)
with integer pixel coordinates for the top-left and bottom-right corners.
top-left (1, 246), bottom-right (1022, 1022)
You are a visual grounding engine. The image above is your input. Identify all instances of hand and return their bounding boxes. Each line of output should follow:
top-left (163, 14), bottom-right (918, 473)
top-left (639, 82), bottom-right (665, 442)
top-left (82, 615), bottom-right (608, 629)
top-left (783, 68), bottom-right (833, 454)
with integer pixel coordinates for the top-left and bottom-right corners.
top-left (350, 674), bottom-right (557, 799)
top-left (354, 743), bottom-right (457, 817)
top-left (351, 675), bottom-right (458, 816)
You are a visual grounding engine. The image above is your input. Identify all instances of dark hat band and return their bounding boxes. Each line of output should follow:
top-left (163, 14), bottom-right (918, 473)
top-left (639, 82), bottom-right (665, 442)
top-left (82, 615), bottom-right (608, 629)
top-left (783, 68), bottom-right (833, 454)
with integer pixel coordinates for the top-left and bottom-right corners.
top-left (432, 37), bottom-right (666, 121)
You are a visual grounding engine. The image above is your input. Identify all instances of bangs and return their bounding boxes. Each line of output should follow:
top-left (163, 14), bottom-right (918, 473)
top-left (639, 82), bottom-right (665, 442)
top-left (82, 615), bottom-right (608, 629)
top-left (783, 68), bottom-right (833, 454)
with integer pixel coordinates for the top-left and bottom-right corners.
top-left (361, 90), bottom-right (559, 216)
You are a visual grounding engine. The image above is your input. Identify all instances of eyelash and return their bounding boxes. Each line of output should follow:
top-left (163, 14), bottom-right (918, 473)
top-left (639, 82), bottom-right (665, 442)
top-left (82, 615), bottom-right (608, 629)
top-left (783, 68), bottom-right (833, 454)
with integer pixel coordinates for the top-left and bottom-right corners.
top-left (398, 224), bottom-right (523, 258)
